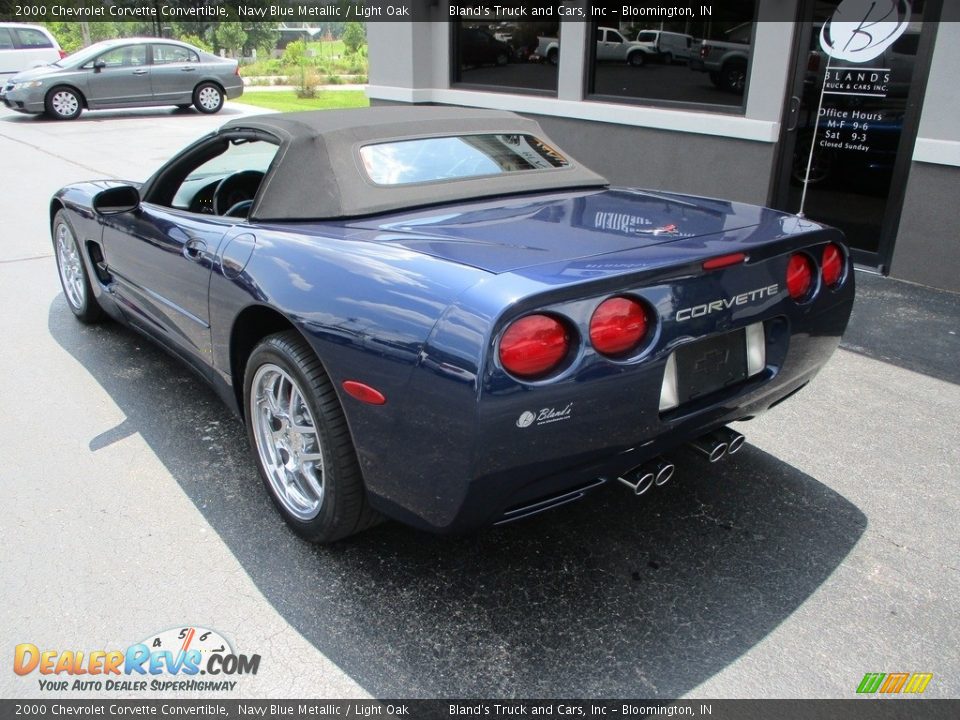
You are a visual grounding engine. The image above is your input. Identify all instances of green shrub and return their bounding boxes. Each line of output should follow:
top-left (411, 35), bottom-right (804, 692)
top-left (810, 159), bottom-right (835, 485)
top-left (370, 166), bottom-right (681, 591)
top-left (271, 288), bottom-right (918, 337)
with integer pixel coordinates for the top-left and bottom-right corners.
top-left (296, 69), bottom-right (322, 98)
top-left (283, 39), bottom-right (307, 66)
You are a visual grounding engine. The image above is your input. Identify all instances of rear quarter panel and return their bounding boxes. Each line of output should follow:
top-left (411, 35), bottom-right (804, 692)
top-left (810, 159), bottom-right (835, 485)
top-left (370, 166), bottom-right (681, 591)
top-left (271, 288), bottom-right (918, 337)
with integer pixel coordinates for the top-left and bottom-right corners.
top-left (206, 224), bottom-right (490, 507)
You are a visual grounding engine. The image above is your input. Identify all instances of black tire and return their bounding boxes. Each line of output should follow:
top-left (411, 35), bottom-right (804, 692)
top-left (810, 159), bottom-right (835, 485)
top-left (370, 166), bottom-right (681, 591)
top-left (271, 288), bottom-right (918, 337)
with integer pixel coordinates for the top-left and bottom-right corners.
top-left (628, 51), bottom-right (646, 67)
top-left (243, 331), bottom-right (380, 543)
top-left (44, 86), bottom-right (83, 120)
top-left (192, 82), bottom-right (224, 114)
top-left (547, 48), bottom-right (558, 66)
top-left (720, 61), bottom-right (747, 94)
top-left (52, 210), bottom-right (103, 323)
top-left (495, 52), bottom-right (508, 66)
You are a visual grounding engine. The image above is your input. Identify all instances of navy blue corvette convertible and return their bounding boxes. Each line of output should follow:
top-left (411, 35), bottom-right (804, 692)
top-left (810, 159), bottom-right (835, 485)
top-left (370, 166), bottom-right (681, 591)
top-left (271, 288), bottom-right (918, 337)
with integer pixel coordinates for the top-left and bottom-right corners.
top-left (51, 107), bottom-right (854, 542)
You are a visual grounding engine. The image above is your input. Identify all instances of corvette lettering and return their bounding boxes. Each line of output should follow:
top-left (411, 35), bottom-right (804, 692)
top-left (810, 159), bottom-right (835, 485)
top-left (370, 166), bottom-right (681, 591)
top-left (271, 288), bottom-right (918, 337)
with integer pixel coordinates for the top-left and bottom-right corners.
top-left (675, 284), bottom-right (780, 322)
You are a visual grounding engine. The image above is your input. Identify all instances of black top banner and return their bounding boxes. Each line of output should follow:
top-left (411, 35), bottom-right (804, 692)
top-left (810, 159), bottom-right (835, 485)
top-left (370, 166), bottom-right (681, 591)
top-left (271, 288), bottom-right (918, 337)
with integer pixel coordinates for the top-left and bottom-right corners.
top-left (0, 1), bottom-right (787, 24)
top-left (2, 700), bottom-right (960, 720)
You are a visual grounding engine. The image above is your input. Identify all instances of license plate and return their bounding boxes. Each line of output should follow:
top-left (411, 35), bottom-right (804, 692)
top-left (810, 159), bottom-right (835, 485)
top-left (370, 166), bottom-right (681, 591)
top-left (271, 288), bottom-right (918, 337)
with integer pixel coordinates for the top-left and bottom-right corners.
top-left (674, 329), bottom-right (748, 404)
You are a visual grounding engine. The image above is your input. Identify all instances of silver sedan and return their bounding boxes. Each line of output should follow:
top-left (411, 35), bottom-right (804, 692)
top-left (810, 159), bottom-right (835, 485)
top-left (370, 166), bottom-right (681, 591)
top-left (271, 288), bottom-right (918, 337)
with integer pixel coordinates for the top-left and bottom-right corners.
top-left (1, 37), bottom-right (243, 120)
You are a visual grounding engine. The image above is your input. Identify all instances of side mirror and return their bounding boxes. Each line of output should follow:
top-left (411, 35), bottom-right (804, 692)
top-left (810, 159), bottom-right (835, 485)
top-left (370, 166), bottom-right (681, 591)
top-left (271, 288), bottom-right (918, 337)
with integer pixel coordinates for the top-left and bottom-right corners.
top-left (93, 59), bottom-right (106, 72)
top-left (93, 185), bottom-right (140, 216)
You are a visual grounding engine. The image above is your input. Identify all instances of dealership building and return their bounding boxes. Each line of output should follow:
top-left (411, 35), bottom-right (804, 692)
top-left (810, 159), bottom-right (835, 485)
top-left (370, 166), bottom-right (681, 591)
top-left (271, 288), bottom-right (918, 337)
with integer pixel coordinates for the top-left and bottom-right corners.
top-left (366, 1), bottom-right (960, 292)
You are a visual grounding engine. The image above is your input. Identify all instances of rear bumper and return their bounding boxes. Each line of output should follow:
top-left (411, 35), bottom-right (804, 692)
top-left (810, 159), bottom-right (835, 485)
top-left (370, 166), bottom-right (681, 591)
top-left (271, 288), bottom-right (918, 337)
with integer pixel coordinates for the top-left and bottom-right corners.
top-left (459, 339), bottom-right (836, 531)
top-left (224, 82), bottom-right (244, 100)
top-left (367, 288), bottom-right (854, 534)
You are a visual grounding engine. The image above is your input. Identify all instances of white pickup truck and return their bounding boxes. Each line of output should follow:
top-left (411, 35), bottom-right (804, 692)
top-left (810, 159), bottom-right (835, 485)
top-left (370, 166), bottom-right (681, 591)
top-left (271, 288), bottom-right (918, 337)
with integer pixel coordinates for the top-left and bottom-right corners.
top-left (538, 27), bottom-right (655, 67)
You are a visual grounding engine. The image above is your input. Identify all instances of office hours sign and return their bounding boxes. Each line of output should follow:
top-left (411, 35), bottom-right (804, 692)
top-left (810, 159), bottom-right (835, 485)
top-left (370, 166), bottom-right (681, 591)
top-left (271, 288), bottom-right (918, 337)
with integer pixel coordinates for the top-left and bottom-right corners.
top-left (798, 0), bottom-right (915, 215)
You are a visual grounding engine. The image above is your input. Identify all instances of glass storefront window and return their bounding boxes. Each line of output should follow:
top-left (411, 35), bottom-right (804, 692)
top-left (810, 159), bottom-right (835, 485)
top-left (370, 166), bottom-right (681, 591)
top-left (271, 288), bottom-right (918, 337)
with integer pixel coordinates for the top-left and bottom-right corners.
top-left (452, 20), bottom-right (560, 95)
top-left (587, 2), bottom-right (757, 111)
top-left (779, 1), bottom-right (930, 261)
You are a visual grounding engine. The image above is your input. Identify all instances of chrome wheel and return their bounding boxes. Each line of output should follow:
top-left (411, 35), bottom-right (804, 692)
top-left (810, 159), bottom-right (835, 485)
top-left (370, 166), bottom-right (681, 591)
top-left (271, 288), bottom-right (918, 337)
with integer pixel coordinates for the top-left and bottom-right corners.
top-left (197, 86), bottom-right (222, 111)
top-left (51, 90), bottom-right (79, 118)
top-left (55, 222), bottom-right (85, 311)
top-left (250, 363), bottom-right (325, 521)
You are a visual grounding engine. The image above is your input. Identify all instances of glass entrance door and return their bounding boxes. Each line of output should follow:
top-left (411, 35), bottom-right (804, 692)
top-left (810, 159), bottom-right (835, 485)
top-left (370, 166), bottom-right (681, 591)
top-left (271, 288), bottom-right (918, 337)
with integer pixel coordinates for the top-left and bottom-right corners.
top-left (772, 0), bottom-right (936, 271)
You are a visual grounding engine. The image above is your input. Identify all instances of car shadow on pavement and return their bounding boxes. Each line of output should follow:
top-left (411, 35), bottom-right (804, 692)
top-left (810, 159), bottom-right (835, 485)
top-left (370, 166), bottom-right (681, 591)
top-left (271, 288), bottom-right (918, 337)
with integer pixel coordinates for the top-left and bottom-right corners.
top-left (0, 106), bottom-right (248, 124)
top-left (49, 299), bottom-right (867, 698)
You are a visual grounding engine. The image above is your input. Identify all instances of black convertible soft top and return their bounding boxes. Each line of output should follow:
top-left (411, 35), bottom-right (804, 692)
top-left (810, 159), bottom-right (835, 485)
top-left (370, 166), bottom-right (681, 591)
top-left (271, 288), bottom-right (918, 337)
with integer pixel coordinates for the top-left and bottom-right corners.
top-left (221, 107), bottom-right (609, 221)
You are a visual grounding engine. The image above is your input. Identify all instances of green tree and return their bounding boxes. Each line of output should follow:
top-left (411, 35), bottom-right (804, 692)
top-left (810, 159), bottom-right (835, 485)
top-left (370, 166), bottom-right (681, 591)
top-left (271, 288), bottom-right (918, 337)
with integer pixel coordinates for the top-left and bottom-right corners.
top-left (341, 22), bottom-right (366, 55)
top-left (42, 22), bottom-right (119, 53)
top-left (178, 34), bottom-right (213, 53)
top-left (214, 22), bottom-right (247, 58)
top-left (245, 23), bottom-right (280, 58)
top-left (282, 39), bottom-right (308, 67)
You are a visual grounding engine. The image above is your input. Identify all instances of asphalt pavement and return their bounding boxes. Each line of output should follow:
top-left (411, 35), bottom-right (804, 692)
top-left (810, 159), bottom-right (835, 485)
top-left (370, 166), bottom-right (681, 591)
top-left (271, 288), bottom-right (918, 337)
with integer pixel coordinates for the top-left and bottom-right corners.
top-left (0, 102), bottom-right (957, 700)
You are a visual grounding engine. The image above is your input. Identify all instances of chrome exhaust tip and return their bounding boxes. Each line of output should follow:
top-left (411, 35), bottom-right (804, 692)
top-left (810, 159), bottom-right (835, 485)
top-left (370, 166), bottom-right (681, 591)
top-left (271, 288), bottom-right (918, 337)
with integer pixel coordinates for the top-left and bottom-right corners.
top-left (713, 427), bottom-right (746, 454)
top-left (689, 435), bottom-right (728, 463)
top-left (654, 459), bottom-right (675, 486)
top-left (618, 470), bottom-right (655, 496)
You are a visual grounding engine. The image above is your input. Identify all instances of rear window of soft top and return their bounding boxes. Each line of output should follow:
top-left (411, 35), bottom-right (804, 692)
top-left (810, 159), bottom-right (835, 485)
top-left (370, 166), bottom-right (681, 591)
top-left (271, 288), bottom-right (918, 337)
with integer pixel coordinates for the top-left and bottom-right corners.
top-left (359, 134), bottom-right (569, 186)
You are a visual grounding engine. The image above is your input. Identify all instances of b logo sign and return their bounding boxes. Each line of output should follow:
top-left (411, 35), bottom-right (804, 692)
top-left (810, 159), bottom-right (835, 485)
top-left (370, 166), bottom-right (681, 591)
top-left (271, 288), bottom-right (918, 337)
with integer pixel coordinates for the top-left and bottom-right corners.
top-left (820, 0), bottom-right (911, 63)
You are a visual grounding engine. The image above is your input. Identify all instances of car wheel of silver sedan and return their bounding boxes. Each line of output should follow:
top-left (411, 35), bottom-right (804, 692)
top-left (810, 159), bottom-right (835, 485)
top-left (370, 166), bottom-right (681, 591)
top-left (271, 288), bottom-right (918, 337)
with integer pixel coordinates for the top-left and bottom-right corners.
top-left (52, 211), bottom-right (102, 323)
top-left (244, 331), bottom-right (380, 542)
top-left (45, 86), bottom-right (83, 120)
top-left (192, 82), bottom-right (224, 114)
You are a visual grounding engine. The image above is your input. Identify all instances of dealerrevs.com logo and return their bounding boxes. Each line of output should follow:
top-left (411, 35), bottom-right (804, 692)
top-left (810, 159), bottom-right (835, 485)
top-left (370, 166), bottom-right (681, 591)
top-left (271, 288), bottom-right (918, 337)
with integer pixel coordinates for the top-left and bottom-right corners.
top-left (13, 626), bottom-right (260, 692)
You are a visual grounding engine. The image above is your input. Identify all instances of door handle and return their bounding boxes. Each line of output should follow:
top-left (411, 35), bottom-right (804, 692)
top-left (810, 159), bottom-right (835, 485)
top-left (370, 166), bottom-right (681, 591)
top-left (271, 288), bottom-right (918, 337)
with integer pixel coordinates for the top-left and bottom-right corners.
top-left (183, 239), bottom-right (207, 262)
top-left (132, 69), bottom-right (148, 75)
top-left (180, 66), bottom-right (196, 72)
top-left (786, 96), bottom-right (801, 132)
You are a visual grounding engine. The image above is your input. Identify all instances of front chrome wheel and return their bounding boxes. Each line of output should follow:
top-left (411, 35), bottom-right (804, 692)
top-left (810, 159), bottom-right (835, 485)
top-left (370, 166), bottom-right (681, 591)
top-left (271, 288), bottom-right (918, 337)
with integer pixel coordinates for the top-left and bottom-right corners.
top-left (51, 211), bottom-right (102, 324)
top-left (250, 363), bottom-right (325, 521)
top-left (55, 221), bottom-right (86, 311)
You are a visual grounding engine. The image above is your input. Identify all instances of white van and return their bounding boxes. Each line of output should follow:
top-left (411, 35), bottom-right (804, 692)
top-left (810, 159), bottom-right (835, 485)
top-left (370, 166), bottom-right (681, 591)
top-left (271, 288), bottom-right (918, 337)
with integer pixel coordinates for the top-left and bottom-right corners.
top-left (634, 30), bottom-right (696, 64)
top-left (0, 24), bottom-right (64, 81)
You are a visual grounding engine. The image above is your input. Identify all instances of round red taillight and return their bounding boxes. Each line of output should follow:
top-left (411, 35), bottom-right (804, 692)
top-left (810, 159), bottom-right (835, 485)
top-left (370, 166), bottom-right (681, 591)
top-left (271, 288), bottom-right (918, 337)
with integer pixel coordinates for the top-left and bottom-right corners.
top-left (499, 314), bottom-right (570, 378)
top-left (786, 253), bottom-right (815, 301)
top-left (589, 296), bottom-right (649, 356)
top-left (821, 243), bottom-right (844, 287)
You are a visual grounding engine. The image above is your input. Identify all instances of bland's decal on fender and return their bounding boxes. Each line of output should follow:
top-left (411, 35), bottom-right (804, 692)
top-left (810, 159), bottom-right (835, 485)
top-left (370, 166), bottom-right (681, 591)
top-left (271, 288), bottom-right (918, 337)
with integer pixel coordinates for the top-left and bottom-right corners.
top-left (517, 404), bottom-right (574, 428)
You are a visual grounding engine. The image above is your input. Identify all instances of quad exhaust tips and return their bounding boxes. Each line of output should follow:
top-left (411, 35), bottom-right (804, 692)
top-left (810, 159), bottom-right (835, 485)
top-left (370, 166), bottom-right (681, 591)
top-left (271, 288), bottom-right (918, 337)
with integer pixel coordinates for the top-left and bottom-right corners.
top-left (617, 457), bottom-right (675, 496)
top-left (714, 426), bottom-right (746, 455)
top-left (688, 427), bottom-right (746, 463)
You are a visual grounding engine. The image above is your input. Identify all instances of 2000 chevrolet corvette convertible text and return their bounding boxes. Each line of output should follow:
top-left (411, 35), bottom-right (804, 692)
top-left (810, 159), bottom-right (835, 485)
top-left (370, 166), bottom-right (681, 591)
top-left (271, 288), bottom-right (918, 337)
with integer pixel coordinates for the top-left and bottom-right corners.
top-left (50, 107), bottom-right (854, 542)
